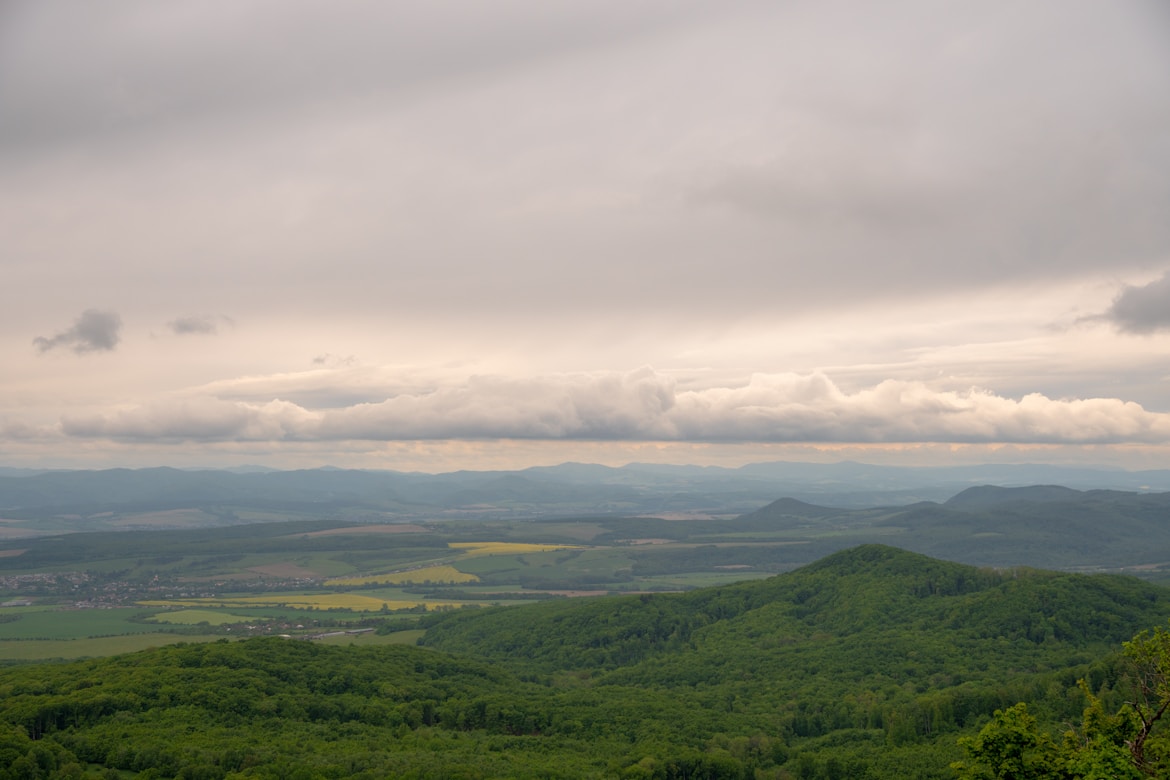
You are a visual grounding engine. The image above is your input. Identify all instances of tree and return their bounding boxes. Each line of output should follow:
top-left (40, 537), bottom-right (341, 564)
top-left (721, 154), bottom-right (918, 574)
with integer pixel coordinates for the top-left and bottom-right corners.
top-left (952, 703), bottom-right (1062, 780)
top-left (1120, 625), bottom-right (1170, 775)
top-left (1060, 681), bottom-right (1141, 780)
top-left (955, 626), bottom-right (1170, 779)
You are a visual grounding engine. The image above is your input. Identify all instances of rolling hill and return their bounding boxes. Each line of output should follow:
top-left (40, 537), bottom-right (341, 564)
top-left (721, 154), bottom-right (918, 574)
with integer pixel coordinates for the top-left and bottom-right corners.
top-left (2, 546), bottom-right (1168, 778)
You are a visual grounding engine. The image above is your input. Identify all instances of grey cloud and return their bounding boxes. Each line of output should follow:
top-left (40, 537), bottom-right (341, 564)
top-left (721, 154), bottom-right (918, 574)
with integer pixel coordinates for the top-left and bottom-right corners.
top-left (58, 370), bottom-right (1170, 445)
top-left (33, 309), bottom-right (122, 354)
top-left (168, 315), bottom-right (229, 335)
top-left (0, 419), bottom-right (49, 439)
top-left (312, 354), bottom-right (357, 367)
top-left (1105, 273), bottom-right (1170, 334)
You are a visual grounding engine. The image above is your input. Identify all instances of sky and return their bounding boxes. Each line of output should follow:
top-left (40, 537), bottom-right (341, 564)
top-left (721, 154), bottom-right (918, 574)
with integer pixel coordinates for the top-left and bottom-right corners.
top-left (2, 0), bottom-right (1170, 473)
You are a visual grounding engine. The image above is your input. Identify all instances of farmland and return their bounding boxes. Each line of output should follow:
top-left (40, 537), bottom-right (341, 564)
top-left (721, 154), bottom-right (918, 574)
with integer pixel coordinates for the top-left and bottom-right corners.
top-left (0, 514), bottom-right (785, 659)
top-left (4, 481), bottom-right (1170, 661)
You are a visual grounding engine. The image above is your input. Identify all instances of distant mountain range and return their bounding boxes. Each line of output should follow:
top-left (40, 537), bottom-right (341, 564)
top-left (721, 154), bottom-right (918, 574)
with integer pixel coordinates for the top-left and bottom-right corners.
top-left (2, 462), bottom-right (1169, 573)
top-left (2, 461), bottom-right (1169, 527)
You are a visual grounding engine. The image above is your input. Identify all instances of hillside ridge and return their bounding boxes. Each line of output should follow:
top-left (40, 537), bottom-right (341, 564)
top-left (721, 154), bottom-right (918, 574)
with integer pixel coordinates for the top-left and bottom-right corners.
top-left (3, 545), bottom-right (1169, 778)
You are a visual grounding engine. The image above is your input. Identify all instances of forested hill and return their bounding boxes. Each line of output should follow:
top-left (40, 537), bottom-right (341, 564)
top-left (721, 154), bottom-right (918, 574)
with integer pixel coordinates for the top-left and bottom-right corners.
top-left (3, 545), bottom-right (1170, 778)
top-left (942, 484), bottom-right (1087, 507)
top-left (420, 544), bottom-right (1169, 674)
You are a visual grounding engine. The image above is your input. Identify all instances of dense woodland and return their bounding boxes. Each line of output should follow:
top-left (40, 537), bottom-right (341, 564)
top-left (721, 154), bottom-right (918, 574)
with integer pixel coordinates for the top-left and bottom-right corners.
top-left (2, 545), bottom-right (1169, 778)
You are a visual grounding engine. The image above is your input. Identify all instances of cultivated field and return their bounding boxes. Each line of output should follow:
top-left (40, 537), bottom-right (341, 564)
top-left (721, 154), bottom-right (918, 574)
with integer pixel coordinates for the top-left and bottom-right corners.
top-left (0, 506), bottom-right (941, 660)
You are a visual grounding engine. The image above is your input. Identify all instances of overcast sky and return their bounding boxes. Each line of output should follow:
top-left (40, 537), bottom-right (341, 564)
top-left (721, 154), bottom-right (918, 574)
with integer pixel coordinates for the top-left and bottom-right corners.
top-left (3, 0), bottom-right (1170, 472)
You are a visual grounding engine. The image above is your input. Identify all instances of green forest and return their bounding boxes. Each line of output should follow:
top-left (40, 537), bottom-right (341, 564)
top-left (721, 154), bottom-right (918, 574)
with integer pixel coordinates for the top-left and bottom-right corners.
top-left (2, 545), bottom-right (1169, 778)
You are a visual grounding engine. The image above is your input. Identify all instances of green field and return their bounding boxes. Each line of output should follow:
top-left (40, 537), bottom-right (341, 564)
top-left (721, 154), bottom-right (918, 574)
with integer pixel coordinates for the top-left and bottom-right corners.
top-left (313, 629), bottom-right (424, 646)
top-left (145, 609), bottom-right (258, 626)
top-left (0, 606), bottom-right (164, 640)
top-left (0, 632), bottom-right (223, 661)
top-left (634, 570), bottom-right (776, 589)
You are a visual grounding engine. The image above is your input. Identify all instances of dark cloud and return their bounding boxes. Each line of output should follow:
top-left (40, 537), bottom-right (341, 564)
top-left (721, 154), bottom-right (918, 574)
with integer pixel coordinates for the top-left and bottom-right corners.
top-left (33, 309), bottom-right (122, 354)
top-left (168, 315), bottom-right (225, 335)
top-left (1105, 273), bottom-right (1170, 334)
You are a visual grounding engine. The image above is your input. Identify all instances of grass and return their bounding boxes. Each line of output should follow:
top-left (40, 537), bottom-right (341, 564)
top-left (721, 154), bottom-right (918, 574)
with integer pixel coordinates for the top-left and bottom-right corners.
top-left (145, 609), bottom-right (258, 626)
top-left (109, 509), bottom-right (221, 528)
top-left (327, 564), bottom-right (480, 586)
top-left (286, 554), bottom-right (363, 577)
top-left (205, 606), bottom-right (361, 621)
top-left (525, 522), bottom-right (608, 541)
top-left (453, 556), bottom-right (534, 576)
top-left (312, 629), bottom-right (424, 647)
top-left (636, 571), bottom-right (777, 589)
top-left (0, 607), bottom-right (163, 640)
top-left (0, 633), bottom-right (224, 661)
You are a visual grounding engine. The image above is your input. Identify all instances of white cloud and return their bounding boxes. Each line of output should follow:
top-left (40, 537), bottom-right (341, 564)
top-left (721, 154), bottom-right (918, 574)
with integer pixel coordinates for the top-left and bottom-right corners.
top-left (61, 398), bottom-right (313, 441)
top-left (668, 375), bottom-right (1170, 444)
top-left (55, 369), bottom-right (1170, 446)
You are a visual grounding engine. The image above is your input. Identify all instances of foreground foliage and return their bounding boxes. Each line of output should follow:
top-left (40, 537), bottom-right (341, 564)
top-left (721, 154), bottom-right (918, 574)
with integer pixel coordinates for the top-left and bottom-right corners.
top-left (2, 546), bottom-right (1170, 778)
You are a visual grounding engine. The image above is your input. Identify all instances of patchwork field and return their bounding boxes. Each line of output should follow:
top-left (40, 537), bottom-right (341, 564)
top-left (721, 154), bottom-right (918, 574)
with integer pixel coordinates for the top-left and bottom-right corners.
top-left (0, 514), bottom-right (795, 659)
top-left (2, 498), bottom-right (1067, 660)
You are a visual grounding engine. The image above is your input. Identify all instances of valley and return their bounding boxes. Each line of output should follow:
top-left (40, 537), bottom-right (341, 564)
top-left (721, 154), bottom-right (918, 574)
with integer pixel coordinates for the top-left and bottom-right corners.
top-left (2, 466), bottom-right (1169, 776)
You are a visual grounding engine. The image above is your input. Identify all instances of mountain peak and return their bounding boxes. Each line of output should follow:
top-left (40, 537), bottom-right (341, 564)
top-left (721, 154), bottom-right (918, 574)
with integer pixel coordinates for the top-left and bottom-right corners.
top-left (944, 484), bottom-right (1083, 508)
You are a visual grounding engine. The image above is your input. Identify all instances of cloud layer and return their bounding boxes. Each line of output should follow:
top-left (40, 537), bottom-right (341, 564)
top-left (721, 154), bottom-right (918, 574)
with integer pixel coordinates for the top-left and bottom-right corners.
top-left (59, 370), bottom-right (1170, 446)
top-left (2, 1), bottom-right (1169, 471)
